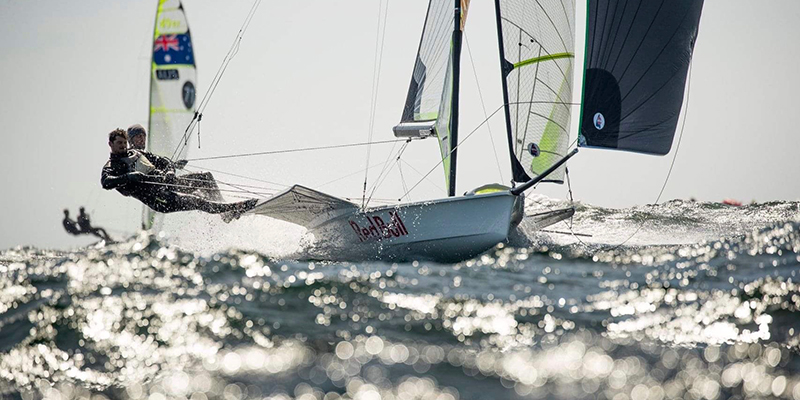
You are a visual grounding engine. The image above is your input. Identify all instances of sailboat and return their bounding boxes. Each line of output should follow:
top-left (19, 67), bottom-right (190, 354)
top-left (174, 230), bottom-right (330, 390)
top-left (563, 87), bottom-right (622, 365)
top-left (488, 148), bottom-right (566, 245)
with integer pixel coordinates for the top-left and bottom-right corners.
top-left (243, 0), bottom-right (704, 262)
top-left (142, 0), bottom-right (198, 230)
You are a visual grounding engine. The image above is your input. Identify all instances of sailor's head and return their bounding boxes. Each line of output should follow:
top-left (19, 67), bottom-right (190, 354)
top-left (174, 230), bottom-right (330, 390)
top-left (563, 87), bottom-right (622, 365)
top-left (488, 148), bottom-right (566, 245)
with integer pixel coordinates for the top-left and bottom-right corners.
top-left (79, 206), bottom-right (85, 213)
top-left (108, 129), bottom-right (128, 155)
top-left (63, 209), bottom-right (69, 216)
top-left (127, 124), bottom-right (147, 150)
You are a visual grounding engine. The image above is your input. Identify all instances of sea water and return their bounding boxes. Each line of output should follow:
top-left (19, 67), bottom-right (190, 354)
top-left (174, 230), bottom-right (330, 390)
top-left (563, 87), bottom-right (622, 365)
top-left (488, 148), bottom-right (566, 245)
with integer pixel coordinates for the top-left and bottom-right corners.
top-left (1, 198), bottom-right (799, 400)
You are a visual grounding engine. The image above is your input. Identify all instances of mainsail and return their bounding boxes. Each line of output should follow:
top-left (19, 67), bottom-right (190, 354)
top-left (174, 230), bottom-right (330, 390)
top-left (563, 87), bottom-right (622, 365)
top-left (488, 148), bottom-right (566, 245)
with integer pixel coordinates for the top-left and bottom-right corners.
top-left (143, 0), bottom-right (197, 229)
top-left (394, 0), bottom-right (470, 195)
top-left (578, 0), bottom-right (704, 155)
top-left (495, 0), bottom-right (576, 184)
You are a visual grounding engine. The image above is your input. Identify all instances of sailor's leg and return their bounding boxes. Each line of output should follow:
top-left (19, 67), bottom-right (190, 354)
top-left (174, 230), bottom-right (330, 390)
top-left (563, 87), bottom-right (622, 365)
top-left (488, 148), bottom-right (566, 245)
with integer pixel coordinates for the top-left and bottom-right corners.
top-left (180, 172), bottom-right (223, 201)
top-left (96, 227), bottom-right (112, 242)
top-left (168, 191), bottom-right (240, 214)
top-left (199, 172), bottom-right (224, 201)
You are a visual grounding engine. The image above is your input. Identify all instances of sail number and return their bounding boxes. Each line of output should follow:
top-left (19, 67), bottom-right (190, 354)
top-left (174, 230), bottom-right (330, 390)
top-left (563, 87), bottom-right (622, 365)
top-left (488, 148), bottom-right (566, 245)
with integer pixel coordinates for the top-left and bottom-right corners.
top-left (156, 69), bottom-right (180, 80)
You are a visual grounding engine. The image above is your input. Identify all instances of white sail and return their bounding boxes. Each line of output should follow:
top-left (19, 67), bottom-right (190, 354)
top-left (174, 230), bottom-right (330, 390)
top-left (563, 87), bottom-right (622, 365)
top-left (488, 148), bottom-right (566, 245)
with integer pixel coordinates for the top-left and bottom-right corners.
top-left (495, 0), bottom-right (576, 184)
top-left (394, 0), bottom-right (470, 193)
top-left (143, 0), bottom-right (197, 229)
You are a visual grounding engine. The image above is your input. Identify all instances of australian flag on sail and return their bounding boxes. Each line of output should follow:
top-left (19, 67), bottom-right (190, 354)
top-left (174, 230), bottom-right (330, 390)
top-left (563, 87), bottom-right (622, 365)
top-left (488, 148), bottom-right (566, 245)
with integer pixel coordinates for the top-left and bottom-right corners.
top-left (153, 34), bottom-right (194, 65)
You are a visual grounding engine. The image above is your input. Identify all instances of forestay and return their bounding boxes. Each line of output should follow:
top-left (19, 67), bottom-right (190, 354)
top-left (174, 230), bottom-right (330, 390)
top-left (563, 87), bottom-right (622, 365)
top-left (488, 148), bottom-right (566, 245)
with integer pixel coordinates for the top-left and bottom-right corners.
top-left (495, 0), bottom-right (576, 184)
top-left (578, 0), bottom-right (704, 155)
top-left (394, 0), bottom-right (470, 192)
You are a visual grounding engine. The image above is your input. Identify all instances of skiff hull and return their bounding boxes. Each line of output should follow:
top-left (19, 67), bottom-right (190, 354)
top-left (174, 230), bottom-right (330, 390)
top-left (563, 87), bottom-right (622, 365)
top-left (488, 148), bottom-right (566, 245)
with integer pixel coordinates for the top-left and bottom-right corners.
top-left (307, 191), bottom-right (521, 262)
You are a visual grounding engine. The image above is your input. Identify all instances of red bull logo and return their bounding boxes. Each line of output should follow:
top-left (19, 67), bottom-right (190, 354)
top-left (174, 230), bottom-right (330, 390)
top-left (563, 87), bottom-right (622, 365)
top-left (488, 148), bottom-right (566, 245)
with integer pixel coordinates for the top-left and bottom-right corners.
top-left (349, 211), bottom-right (409, 242)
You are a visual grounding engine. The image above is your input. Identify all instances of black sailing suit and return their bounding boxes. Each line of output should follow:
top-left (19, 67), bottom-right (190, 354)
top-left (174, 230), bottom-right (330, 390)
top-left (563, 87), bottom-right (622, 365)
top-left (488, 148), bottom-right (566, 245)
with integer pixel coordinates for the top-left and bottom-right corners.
top-left (138, 150), bottom-right (223, 201)
top-left (101, 150), bottom-right (240, 214)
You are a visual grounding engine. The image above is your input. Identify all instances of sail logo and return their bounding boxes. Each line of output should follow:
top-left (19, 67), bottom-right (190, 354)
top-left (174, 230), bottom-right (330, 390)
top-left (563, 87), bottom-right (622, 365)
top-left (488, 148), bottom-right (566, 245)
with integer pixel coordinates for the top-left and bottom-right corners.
top-left (182, 81), bottom-right (196, 108)
top-left (593, 112), bottom-right (605, 130)
top-left (349, 212), bottom-right (409, 242)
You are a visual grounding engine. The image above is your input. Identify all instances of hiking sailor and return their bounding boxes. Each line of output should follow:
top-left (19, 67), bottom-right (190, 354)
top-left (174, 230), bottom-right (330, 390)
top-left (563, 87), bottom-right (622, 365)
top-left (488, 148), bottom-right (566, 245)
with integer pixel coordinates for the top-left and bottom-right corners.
top-left (101, 128), bottom-right (256, 220)
top-left (126, 124), bottom-right (223, 201)
top-left (77, 207), bottom-right (113, 242)
top-left (62, 208), bottom-right (113, 242)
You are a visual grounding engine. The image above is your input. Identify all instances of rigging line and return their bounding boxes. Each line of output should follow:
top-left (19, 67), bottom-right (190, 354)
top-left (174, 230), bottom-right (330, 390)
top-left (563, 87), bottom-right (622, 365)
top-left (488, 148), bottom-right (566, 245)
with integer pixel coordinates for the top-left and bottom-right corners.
top-left (560, 166), bottom-right (589, 247)
top-left (183, 165), bottom-right (289, 189)
top-left (184, 138), bottom-right (407, 162)
top-left (366, 140), bottom-right (409, 207)
top-left (364, 139), bottom-right (401, 199)
top-left (175, 175), bottom-right (279, 193)
top-left (601, 61), bottom-right (694, 253)
top-left (397, 161), bottom-right (410, 202)
top-left (170, 0), bottom-right (264, 160)
top-left (216, 180), bottom-right (272, 199)
top-left (399, 159), bottom-right (444, 193)
top-left (464, 33), bottom-right (504, 182)
top-left (362, 0), bottom-right (391, 209)
top-left (401, 104), bottom-right (506, 199)
top-left (137, 180), bottom-right (268, 197)
top-left (318, 160), bottom-right (388, 189)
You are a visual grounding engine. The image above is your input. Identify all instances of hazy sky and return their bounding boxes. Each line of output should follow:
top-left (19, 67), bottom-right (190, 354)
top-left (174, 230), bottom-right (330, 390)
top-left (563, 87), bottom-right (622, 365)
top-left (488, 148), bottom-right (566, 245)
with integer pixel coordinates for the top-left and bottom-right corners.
top-left (1, 0), bottom-right (799, 250)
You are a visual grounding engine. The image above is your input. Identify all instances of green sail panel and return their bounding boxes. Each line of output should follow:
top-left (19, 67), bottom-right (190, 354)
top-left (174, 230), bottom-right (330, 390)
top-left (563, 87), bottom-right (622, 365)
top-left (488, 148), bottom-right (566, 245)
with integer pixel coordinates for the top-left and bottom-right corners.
top-left (143, 0), bottom-right (197, 229)
top-left (495, 0), bottom-right (576, 184)
top-left (578, 0), bottom-right (704, 155)
top-left (394, 0), bottom-right (469, 192)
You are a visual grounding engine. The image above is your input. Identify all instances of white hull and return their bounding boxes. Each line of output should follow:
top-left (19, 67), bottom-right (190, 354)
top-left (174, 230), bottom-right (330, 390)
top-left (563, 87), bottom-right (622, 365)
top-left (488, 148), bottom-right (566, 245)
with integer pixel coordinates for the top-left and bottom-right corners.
top-left (306, 192), bottom-right (521, 262)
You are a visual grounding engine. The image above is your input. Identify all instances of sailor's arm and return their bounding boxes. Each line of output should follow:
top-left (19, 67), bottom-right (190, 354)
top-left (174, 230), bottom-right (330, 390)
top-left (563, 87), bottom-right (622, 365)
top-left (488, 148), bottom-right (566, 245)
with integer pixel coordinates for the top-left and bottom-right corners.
top-left (101, 164), bottom-right (146, 190)
top-left (146, 152), bottom-right (177, 173)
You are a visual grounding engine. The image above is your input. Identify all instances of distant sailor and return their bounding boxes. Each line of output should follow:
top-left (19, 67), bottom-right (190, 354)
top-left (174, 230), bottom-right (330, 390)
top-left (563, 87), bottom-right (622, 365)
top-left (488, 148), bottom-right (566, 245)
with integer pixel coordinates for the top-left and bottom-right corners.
top-left (62, 209), bottom-right (82, 235)
top-left (77, 207), bottom-right (113, 242)
top-left (101, 128), bottom-right (256, 221)
top-left (127, 124), bottom-right (223, 201)
top-left (62, 208), bottom-right (113, 242)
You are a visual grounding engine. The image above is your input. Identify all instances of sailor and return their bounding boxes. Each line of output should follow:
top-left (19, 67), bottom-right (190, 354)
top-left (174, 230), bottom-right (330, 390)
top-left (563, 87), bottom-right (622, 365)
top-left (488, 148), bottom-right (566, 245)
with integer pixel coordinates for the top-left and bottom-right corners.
top-left (62, 209), bottom-right (82, 235)
top-left (77, 207), bottom-right (113, 242)
top-left (101, 128), bottom-right (256, 220)
top-left (127, 124), bottom-right (223, 201)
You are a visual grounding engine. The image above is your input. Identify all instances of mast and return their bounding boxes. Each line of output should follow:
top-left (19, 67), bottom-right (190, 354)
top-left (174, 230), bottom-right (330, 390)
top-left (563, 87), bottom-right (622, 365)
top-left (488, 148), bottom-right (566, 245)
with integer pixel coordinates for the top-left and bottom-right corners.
top-left (493, 0), bottom-right (528, 184)
top-left (448, 0), bottom-right (463, 197)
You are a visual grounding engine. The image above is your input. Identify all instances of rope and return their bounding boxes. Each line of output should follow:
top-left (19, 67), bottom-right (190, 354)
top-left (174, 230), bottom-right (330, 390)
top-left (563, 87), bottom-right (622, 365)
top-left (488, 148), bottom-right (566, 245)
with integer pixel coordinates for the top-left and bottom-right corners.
top-left (170, 0), bottom-right (263, 160)
top-left (183, 164), bottom-right (288, 189)
top-left (399, 159), bottom-right (444, 194)
top-left (183, 138), bottom-right (406, 162)
top-left (400, 104), bottom-right (506, 199)
top-left (317, 160), bottom-right (388, 189)
top-left (595, 62), bottom-right (695, 253)
top-left (366, 140), bottom-right (409, 207)
top-left (137, 180), bottom-right (268, 198)
top-left (362, 0), bottom-right (391, 208)
top-left (464, 33), bottom-right (504, 182)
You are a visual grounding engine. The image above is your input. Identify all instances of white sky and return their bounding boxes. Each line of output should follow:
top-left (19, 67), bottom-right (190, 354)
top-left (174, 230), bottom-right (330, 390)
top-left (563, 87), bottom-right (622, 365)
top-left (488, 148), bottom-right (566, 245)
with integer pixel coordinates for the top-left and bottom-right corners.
top-left (1, 0), bottom-right (799, 250)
